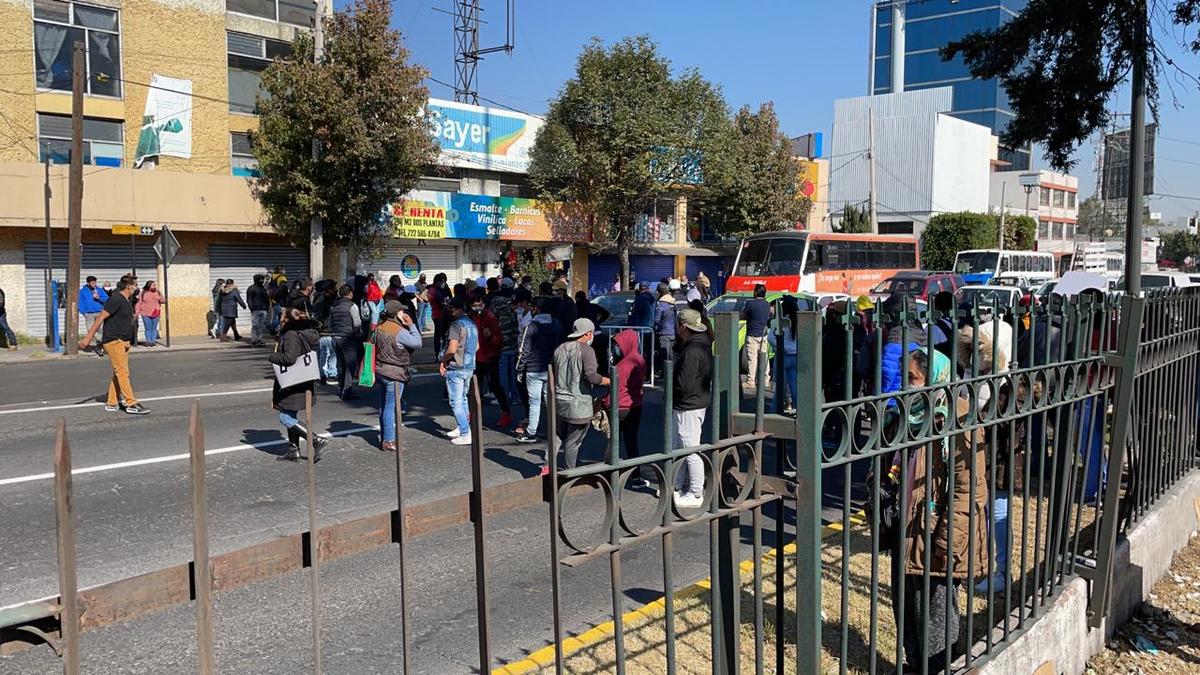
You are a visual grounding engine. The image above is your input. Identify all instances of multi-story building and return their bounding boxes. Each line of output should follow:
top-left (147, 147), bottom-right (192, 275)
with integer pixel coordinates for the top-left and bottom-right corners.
top-left (990, 170), bottom-right (1079, 266)
top-left (871, 0), bottom-right (1030, 170)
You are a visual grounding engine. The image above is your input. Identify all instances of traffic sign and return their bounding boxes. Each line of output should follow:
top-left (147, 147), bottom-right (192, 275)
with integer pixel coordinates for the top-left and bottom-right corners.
top-left (111, 224), bottom-right (156, 236)
top-left (153, 226), bottom-right (180, 264)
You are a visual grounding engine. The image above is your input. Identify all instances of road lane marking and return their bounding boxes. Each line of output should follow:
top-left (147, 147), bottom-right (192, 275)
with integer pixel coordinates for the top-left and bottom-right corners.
top-left (0, 424), bottom-right (382, 486)
top-left (0, 372), bottom-right (442, 416)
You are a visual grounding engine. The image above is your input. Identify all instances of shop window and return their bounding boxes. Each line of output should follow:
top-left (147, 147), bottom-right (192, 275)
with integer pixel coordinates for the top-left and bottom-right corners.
top-left (33, 0), bottom-right (121, 97)
top-left (231, 132), bottom-right (259, 177)
top-left (227, 31), bottom-right (291, 114)
top-left (38, 112), bottom-right (123, 166)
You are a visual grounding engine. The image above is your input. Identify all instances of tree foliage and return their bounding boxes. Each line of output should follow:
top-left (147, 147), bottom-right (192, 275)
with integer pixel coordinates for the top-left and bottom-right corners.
top-left (1076, 196), bottom-right (1123, 240)
top-left (697, 103), bottom-right (806, 236)
top-left (942, 0), bottom-right (1200, 171)
top-left (1160, 230), bottom-right (1200, 269)
top-left (920, 212), bottom-right (1037, 271)
top-left (835, 204), bottom-right (872, 233)
top-left (251, 0), bottom-right (437, 255)
top-left (529, 36), bottom-right (729, 285)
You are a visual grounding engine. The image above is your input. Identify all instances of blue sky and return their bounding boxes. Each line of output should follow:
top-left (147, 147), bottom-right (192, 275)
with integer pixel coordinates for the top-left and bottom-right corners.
top-left (388, 0), bottom-right (1200, 221)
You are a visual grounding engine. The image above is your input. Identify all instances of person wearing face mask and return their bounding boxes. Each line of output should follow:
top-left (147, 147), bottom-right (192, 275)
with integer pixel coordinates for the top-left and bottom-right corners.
top-left (551, 318), bottom-right (610, 471)
top-left (469, 288), bottom-right (512, 427)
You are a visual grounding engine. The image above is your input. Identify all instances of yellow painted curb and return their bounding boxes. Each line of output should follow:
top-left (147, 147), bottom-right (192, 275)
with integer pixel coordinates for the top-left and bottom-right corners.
top-left (492, 509), bottom-right (868, 674)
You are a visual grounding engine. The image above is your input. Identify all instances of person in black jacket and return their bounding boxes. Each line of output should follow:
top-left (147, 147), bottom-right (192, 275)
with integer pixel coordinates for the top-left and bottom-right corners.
top-left (328, 284), bottom-right (363, 400)
top-left (217, 280), bottom-right (247, 342)
top-left (269, 305), bottom-right (328, 462)
top-left (247, 274), bottom-right (271, 347)
top-left (515, 297), bottom-right (563, 443)
top-left (672, 308), bottom-right (713, 507)
top-left (0, 285), bottom-right (16, 350)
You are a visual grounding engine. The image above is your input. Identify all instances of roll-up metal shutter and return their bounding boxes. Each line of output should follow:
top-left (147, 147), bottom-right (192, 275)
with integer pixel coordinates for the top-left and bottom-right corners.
top-left (210, 244), bottom-right (309, 332)
top-left (587, 255), bottom-right (620, 298)
top-left (630, 255), bottom-right (675, 288)
top-left (686, 256), bottom-right (726, 296)
top-left (24, 242), bottom-right (158, 338)
top-left (368, 243), bottom-right (460, 289)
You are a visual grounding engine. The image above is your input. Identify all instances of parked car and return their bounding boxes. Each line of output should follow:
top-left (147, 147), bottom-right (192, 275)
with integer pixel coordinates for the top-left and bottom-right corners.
top-left (871, 271), bottom-right (965, 301)
top-left (956, 285), bottom-right (1022, 311)
top-left (592, 291), bottom-right (636, 326)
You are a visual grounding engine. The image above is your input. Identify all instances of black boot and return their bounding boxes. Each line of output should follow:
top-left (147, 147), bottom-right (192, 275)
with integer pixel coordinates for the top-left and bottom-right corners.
top-left (294, 423), bottom-right (328, 463)
top-left (281, 427), bottom-right (302, 461)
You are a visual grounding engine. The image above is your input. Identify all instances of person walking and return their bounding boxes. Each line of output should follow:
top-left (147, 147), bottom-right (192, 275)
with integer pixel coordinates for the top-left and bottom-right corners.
top-left (77, 278), bottom-right (149, 415)
top-left (361, 280), bottom-right (385, 333)
top-left (328, 284), bottom-right (363, 400)
top-left (515, 296), bottom-right (561, 443)
top-left (268, 305), bottom-right (328, 462)
top-left (374, 300), bottom-right (422, 451)
top-left (471, 289), bottom-right (514, 427)
top-left (247, 274), bottom-right (271, 347)
top-left (135, 280), bottom-right (164, 347)
top-left (218, 280), bottom-right (247, 341)
top-left (430, 273), bottom-right (450, 355)
top-left (551, 318), bottom-right (609, 471)
top-left (414, 274), bottom-right (429, 332)
top-left (269, 267), bottom-right (289, 334)
top-left (671, 308), bottom-right (712, 507)
top-left (440, 297), bottom-right (478, 446)
top-left (602, 329), bottom-right (650, 487)
top-left (78, 276), bottom-right (109, 353)
top-left (0, 284), bottom-right (18, 350)
top-left (653, 282), bottom-right (678, 377)
top-left (741, 284), bottom-right (772, 391)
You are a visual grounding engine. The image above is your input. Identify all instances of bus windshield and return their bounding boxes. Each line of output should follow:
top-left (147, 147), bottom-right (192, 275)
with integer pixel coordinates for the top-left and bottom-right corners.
top-left (955, 252), bottom-right (999, 275)
top-left (734, 237), bottom-right (805, 277)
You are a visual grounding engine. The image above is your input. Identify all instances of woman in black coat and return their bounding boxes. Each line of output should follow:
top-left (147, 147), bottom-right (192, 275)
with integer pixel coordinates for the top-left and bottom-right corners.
top-left (269, 307), bottom-right (328, 461)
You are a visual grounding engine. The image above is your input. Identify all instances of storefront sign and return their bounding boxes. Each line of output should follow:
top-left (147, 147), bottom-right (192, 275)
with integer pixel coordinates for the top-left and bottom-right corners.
top-left (387, 191), bottom-right (589, 243)
top-left (400, 254), bottom-right (421, 279)
top-left (426, 99), bottom-right (543, 173)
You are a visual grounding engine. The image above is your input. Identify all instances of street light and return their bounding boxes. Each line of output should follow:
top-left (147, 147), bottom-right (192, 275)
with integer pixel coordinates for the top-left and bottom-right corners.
top-left (1019, 170), bottom-right (1039, 221)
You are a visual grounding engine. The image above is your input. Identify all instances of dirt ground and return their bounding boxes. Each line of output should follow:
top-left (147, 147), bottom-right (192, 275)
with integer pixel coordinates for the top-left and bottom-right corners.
top-left (1088, 532), bottom-right (1200, 674)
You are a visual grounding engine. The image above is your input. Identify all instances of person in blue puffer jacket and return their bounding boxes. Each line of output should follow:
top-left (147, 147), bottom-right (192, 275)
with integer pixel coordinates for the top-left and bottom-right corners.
top-left (878, 293), bottom-right (927, 398)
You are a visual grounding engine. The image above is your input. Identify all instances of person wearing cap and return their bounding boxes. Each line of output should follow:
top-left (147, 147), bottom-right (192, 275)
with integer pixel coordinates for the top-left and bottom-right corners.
top-left (470, 288), bottom-right (513, 427)
top-left (742, 284), bottom-right (772, 391)
top-left (372, 299), bottom-right (422, 452)
top-left (515, 296), bottom-right (562, 443)
top-left (653, 282), bottom-right (678, 377)
top-left (440, 296), bottom-right (479, 445)
top-left (671, 308), bottom-right (713, 507)
top-left (551, 318), bottom-right (610, 470)
top-left (549, 278), bottom-right (578, 333)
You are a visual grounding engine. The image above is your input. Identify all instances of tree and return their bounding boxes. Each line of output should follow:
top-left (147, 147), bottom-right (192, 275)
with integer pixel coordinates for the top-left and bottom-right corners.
top-left (1160, 230), bottom-right (1200, 269)
top-left (920, 212), bottom-right (1037, 270)
top-left (251, 0), bottom-right (437, 258)
top-left (697, 103), bottom-right (806, 237)
top-left (835, 204), bottom-right (872, 233)
top-left (529, 36), bottom-right (729, 286)
top-left (1076, 196), bottom-right (1122, 241)
top-left (942, 1), bottom-right (1200, 171)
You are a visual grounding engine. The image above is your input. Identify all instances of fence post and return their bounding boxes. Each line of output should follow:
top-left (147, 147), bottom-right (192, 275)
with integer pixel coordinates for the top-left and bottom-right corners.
top-left (303, 391), bottom-right (322, 674)
top-left (188, 401), bottom-right (215, 674)
top-left (1090, 294), bottom-right (1145, 626)
top-left (468, 375), bottom-right (493, 671)
top-left (391, 381), bottom-right (412, 674)
top-left (794, 310), bottom-right (824, 673)
top-left (53, 418), bottom-right (79, 675)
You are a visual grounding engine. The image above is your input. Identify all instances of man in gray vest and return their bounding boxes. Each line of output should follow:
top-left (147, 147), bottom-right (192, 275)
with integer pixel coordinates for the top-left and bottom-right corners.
top-left (551, 318), bottom-right (610, 470)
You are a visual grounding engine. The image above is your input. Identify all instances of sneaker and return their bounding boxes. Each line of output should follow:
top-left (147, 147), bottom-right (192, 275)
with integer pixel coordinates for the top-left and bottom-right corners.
top-left (7, 345), bottom-right (17, 351)
top-left (450, 434), bottom-right (472, 446)
top-left (974, 572), bottom-right (1007, 594)
top-left (629, 476), bottom-right (650, 490)
top-left (123, 404), bottom-right (150, 415)
top-left (446, 427), bottom-right (463, 439)
top-left (280, 444), bottom-right (302, 461)
top-left (104, 403), bottom-right (123, 412)
top-left (516, 432), bottom-right (539, 444)
top-left (674, 491), bottom-right (704, 508)
top-left (498, 412), bottom-right (513, 427)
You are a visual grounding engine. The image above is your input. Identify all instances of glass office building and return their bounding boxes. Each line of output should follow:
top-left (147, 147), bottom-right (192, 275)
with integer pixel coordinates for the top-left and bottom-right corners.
top-left (872, 0), bottom-right (1030, 170)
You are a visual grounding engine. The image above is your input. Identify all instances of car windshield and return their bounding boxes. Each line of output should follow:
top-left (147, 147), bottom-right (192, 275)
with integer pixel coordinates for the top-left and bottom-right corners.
top-left (871, 277), bottom-right (925, 295)
top-left (1142, 275), bottom-right (1172, 288)
top-left (959, 287), bottom-right (1017, 308)
top-left (594, 294), bottom-right (634, 324)
top-left (955, 252), bottom-right (1000, 275)
top-left (708, 296), bottom-right (749, 314)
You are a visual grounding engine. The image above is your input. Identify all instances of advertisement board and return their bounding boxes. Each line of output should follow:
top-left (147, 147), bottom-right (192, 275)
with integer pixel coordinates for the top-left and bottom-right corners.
top-left (388, 191), bottom-right (589, 242)
top-left (426, 99), bottom-right (543, 173)
top-left (134, 74), bottom-right (193, 167)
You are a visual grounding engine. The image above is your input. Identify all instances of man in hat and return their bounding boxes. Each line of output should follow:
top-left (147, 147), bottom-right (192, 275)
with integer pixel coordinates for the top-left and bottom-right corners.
top-left (548, 278), bottom-right (578, 334)
top-left (550, 318), bottom-right (610, 471)
top-left (672, 308), bottom-right (712, 507)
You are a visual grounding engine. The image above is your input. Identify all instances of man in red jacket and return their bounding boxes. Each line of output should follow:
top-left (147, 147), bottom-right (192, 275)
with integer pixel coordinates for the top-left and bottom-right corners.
top-left (470, 289), bottom-right (512, 427)
top-left (602, 329), bottom-right (651, 489)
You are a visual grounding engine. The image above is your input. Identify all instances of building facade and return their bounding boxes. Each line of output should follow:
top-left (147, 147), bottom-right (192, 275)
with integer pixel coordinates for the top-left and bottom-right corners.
top-left (871, 0), bottom-right (1030, 170)
top-left (990, 169), bottom-right (1080, 263)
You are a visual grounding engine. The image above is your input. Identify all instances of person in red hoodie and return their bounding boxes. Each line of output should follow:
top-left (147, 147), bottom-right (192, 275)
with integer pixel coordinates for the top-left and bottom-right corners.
top-left (470, 288), bottom-right (513, 426)
top-left (603, 329), bottom-right (652, 489)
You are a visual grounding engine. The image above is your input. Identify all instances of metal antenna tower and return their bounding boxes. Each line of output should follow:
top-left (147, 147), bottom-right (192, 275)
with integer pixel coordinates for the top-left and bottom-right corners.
top-left (451, 0), bottom-right (514, 104)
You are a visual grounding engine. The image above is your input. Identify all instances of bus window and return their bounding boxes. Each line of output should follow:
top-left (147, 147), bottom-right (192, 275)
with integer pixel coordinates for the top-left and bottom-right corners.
top-left (735, 238), bottom-right (772, 276)
top-left (955, 251), bottom-right (999, 275)
top-left (998, 254), bottom-right (1010, 273)
top-left (768, 239), bottom-right (804, 275)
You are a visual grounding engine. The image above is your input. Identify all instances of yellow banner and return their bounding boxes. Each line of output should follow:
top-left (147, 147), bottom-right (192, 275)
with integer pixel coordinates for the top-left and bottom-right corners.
top-left (111, 224), bottom-right (140, 235)
top-left (394, 200), bottom-right (447, 239)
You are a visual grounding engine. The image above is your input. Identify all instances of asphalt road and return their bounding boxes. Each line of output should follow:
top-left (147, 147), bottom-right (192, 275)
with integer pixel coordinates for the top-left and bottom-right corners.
top-left (0, 345), bottom-right (847, 673)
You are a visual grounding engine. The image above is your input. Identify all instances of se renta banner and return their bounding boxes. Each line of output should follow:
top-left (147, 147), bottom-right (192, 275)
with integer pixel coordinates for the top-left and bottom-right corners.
top-left (387, 191), bottom-right (590, 242)
top-left (425, 99), bottom-right (543, 173)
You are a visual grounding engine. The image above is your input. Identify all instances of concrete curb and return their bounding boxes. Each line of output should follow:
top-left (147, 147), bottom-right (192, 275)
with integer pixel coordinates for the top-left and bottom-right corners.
top-left (492, 509), bottom-right (866, 674)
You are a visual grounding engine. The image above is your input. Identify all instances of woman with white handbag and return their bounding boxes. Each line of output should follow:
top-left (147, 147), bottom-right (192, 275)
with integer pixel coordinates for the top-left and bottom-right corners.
top-left (269, 305), bottom-right (329, 462)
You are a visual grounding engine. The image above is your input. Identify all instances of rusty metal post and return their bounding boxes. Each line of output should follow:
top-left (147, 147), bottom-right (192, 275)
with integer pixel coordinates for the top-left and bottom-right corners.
top-left (468, 375), bottom-right (492, 670)
top-left (53, 418), bottom-right (79, 675)
top-left (188, 402), bottom-right (215, 674)
top-left (304, 391), bottom-right (322, 674)
top-left (391, 381), bottom-right (412, 674)
top-left (546, 366), bottom-right (565, 675)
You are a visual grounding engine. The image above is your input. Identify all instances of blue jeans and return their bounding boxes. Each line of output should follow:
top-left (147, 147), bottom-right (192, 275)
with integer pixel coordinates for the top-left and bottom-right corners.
top-left (525, 370), bottom-right (549, 436)
top-left (279, 409), bottom-right (299, 429)
top-left (141, 316), bottom-right (159, 345)
top-left (446, 369), bottom-right (474, 436)
top-left (782, 353), bottom-right (797, 408)
top-left (271, 304), bottom-right (283, 333)
top-left (318, 336), bottom-right (337, 378)
top-left (379, 377), bottom-right (406, 443)
top-left (1078, 396), bottom-right (1107, 501)
top-left (992, 491), bottom-right (1009, 574)
top-left (499, 349), bottom-right (518, 411)
top-left (0, 313), bottom-right (16, 346)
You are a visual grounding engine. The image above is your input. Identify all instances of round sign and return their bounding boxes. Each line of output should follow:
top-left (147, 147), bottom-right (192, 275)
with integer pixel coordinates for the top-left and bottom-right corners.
top-left (400, 254), bottom-right (421, 279)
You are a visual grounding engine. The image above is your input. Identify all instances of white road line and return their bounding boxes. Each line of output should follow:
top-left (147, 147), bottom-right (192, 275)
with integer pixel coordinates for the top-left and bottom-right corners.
top-left (0, 424), bottom-right (382, 487)
top-left (0, 372), bottom-right (442, 416)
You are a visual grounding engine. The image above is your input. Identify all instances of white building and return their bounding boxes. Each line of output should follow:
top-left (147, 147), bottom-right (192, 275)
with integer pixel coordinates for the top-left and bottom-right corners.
top-left (989, 170), bottom-right (1079, 265)
top-left (829, 87), bottom-right (994, 239)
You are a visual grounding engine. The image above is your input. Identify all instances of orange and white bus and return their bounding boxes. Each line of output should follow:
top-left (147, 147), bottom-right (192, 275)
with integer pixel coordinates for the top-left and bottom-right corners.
top-left (725, 231), bottom-right (920, 296)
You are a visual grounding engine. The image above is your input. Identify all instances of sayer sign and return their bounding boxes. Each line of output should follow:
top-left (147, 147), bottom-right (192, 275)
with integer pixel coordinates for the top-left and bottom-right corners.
top-left (425, 99), bottom-right (543, 173)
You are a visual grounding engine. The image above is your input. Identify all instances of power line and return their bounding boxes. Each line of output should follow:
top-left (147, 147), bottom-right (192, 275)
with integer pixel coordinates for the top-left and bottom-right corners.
top-left (424, 75), bottom-right (541, 117)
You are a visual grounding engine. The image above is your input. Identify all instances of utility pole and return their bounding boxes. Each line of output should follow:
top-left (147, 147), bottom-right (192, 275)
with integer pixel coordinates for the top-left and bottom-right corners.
top-left (1124, 2), bottom-right (1147, 296)
top-left (867, 103), bottom-right (878, 233)
top-left (44, 151), bottom-right (54, 347)
top-left (998, 181), bottom-right (1007, 251)
top-left (867, 2), bottom-right (877, 96)
top-left (64, 41), bottom-right (84, 356)
top-left (890, 1), bottom-right (905, 93)
top-left (309, 0), bottom-right (325, 282)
